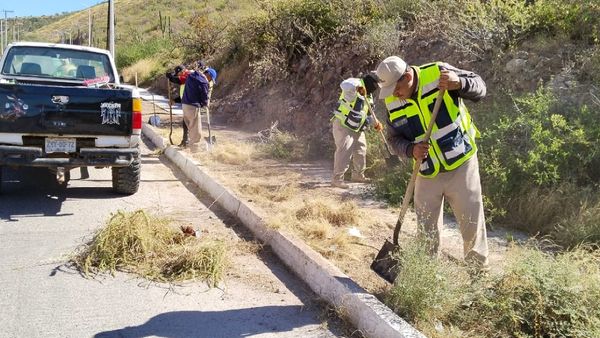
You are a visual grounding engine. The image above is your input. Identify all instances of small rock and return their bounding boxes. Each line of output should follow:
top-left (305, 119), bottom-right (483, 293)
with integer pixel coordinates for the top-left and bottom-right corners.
top-left (505, 58), bottom-right (527, 74)
top-left (434, 320), bottom-right (445, 333)
top-left (515, 50), bottom-right (529, 59)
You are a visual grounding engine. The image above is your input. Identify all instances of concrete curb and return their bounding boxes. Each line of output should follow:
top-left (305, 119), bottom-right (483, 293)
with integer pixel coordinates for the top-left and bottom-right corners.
top-left (142, 123), bottom-right (426, 338)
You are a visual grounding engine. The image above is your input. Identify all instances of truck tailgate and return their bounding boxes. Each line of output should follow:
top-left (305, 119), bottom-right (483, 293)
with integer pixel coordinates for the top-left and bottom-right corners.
top-left (0, 83), bottom-right (133, 136)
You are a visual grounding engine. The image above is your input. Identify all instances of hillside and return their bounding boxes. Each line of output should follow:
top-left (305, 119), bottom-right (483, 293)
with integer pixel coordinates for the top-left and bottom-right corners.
top-left (23, 0), bottom-right (258, 47)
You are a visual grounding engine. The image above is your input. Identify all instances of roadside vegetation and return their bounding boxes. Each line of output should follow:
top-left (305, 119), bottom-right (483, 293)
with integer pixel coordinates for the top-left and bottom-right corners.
top-left (387, 240), bottom-right (600, 338)
top-left (32, 0), bottom-right (600, 335)
top-left (73, 209), bottom-right (227, 286)
top-left (188, 0), bottom-right (600, 334)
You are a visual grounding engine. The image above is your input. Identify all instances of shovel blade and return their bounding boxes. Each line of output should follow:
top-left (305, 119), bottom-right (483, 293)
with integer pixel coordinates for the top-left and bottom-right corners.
top-left (370, 239), bottom-right (401, 283)
top-left (204, 136), bottom-right (216, 145)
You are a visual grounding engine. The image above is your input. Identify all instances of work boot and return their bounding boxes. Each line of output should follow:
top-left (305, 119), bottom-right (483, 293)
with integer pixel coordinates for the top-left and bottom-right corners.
top-left (179, 122), bottom-right (189, 147)
top-left (331, 180), bottom-right (349, 189)
top-left (351, 175), bottom-right (371, 183)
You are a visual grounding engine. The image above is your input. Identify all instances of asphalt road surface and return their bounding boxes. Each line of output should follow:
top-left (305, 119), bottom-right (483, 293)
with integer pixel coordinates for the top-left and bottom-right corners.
top-left (0, 140), bottom-right (342, 338)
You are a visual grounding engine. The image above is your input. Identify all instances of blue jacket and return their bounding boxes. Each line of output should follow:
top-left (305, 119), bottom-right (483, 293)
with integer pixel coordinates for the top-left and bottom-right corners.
top-left (182, 71), bottom-right (209, 107)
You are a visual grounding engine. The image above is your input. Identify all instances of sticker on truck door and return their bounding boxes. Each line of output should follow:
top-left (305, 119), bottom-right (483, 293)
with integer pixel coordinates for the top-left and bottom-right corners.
top-left (100, 102), bottom-right (122, 125)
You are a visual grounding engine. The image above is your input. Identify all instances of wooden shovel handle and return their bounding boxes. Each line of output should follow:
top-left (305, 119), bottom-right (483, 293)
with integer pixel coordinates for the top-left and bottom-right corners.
top-left (365, 98), bottom-right (394, 157)
top-left (392, 89), bottom-right (446, 245)
top-left (167, 78), bottom-right (174, 145)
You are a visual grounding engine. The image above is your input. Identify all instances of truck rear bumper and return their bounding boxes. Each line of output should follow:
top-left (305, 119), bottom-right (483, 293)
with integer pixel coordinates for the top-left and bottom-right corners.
top-left (0, 145), bottom-right (139, 168)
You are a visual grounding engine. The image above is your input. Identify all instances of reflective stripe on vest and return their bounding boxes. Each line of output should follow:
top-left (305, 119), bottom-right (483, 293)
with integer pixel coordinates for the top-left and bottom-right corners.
top-left (332, 78), bottom-right (371, 132)
top-left (384, 62), bottom-right (479, 178)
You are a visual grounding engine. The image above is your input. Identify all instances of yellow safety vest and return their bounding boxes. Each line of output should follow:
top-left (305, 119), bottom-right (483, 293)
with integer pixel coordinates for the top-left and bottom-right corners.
top-left (384, 62), bottom-right (479, 178)
top-left (332, 78), bottom-right (372, 132)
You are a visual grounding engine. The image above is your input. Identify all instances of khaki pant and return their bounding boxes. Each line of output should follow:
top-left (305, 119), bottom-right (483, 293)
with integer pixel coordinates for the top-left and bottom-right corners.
top-left (414, 154), bottom-right (489, 267)
top-left (332, 120), bottom-right (367, 182)
top-left (182, 103), bottom-right (202, 147)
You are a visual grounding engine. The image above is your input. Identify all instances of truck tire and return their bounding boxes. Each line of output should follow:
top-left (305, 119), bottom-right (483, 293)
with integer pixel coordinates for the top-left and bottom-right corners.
top-left (112, 158), bottom-right (141, 195)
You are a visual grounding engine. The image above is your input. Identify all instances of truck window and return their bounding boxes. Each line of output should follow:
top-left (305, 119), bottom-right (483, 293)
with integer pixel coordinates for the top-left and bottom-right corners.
top-left (1, 46), bottom-right (114, 82)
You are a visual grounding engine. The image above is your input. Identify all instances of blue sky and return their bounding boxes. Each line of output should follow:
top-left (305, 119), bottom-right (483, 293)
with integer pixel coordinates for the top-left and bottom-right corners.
top-left (5, 1), bottom-right (102, 18)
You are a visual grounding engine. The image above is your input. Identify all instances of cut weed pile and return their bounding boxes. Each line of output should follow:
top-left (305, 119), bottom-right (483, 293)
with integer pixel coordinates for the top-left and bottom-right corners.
top-left (73, 209), bottom-right (227, 286)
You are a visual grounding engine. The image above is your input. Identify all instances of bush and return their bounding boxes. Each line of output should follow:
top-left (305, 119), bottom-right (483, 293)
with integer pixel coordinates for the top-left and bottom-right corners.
top-left (384, 239), bottom-right (470, 331)
top-left (530, 0), bottom-right (600, 44)
top-left (384, 241), bottom-right (600, 337)
top-left (452, 245), bottom-right (600, 337)
top-left (554, 197), bottom-right (600, 249)
top-left (227, 0), bottom-right (384, 82)
top-left (260, 131), bottom-right (308, 161)
top-left (478, 87), bottom-right (600, 245)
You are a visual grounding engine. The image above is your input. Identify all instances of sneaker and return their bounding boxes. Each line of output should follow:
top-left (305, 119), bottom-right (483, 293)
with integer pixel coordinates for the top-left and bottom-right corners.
top-left (331, 181), bottom-right (349, 189)
top-left (351, 176), bottom-right (371, 183)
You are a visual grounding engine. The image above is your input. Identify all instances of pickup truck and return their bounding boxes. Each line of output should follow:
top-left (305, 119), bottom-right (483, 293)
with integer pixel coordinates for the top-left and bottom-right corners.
top-left (0, 42), bottom-right (141, 194)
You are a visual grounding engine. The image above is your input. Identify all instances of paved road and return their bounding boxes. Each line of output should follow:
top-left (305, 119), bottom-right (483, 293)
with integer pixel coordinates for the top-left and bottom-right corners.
top-left (0, 140), bottom-right (341, 338)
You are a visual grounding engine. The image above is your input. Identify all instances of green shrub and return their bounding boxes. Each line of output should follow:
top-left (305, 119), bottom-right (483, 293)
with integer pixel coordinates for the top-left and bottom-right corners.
top-left (373, 165), bottom-right (411, 206)
top-left (227, 0), bottom-right (384, 81)
top-left (384, 239), bottom-right (470, 326)
top-left (453, 245), bottom-right (600, 337)
top-left (555, 197), bottom-right (600, 249)
top-left (383, 241), bottom-right (600, 337)
top-left (260, 131), bottom-right (308, 161)
top-left (530, 0), bottom-right (600, 44)
top-left (478, 87), bottom-right (599, 243)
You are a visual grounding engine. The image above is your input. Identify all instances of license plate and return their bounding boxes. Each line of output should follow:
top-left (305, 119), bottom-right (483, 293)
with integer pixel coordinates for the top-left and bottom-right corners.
top-left (45, 137), bottom-right (76, 153)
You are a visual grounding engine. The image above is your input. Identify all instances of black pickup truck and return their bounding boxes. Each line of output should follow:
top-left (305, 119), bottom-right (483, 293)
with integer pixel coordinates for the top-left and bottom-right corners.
top-left (0, 42), bottom-right (141, 194)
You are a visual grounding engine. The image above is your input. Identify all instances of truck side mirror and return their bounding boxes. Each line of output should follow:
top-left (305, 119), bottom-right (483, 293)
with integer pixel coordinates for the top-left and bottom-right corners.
top-left (119, 75), bottom-right (124, 83)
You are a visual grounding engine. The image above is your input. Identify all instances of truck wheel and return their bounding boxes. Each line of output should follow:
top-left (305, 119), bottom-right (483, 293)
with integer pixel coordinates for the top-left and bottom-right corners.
top-left (112, 158), bottom-right (141, 195)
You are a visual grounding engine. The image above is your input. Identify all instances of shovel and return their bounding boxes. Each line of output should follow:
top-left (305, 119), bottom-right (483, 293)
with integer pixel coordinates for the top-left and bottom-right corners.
top-left (204, 106), bottom-right (216, 150)
top-left (167, 79), bottom-right (175, 145)
top-left (371, 89), bottom-right (446, 283)
top-left (365, 99), bottom-right (400, 167)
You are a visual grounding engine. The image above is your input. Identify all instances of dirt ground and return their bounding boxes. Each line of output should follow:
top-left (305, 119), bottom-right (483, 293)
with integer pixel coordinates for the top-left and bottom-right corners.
top-left (142, 101), bottom-right (528, 294)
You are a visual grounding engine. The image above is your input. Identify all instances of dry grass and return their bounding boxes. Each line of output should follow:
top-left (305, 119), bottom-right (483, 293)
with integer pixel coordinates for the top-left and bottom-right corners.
top-left (239, 182), bottom-right (298, 203)
top-left (295, 199), bottom-right (360, 227)
top-left (207, 140), bottom-right (258, 165)
top-left (121, 58), bottom-right (160, 84)
top-left (73, 209), bottom-right (227, 286)
top-left (289, 199), bottom-right (363, 260)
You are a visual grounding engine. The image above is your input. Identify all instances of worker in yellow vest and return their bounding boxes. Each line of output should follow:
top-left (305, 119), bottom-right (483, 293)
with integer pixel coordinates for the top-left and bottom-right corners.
top-left (376, 56), bottom-right (489, 270)
top-left (330, 72), bottom-right (382, 189)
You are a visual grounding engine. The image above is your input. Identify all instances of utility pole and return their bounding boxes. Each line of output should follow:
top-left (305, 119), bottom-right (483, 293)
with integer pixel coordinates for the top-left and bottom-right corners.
top-left (1, 10), bottom-right (14, 51)
top-left (107, 0), bottom-right (114, 57)
top-left (88, 8), bottom-right (92, 46)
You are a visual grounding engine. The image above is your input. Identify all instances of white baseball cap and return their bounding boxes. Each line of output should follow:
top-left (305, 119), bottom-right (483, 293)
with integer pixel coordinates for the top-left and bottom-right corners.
top-left (376, 56), bottom-right (409, 99)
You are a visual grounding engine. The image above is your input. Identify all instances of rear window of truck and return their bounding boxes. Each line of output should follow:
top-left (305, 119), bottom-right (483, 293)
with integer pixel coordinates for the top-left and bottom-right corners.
top-left (1, 46), bottom-right (114, 82)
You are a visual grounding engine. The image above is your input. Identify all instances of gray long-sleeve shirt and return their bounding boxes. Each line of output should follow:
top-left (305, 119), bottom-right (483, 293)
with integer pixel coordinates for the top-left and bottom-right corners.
top-left (386, 63), bottom-right (486, 159)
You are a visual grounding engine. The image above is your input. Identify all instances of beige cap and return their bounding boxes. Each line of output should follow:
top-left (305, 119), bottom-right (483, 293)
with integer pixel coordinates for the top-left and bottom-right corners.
top-left (376, 56), bottom-right (408, 99)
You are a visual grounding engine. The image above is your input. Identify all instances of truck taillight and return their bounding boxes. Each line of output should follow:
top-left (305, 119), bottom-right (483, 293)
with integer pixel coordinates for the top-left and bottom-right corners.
top-left (132, 98), bottom-right (142, 130)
